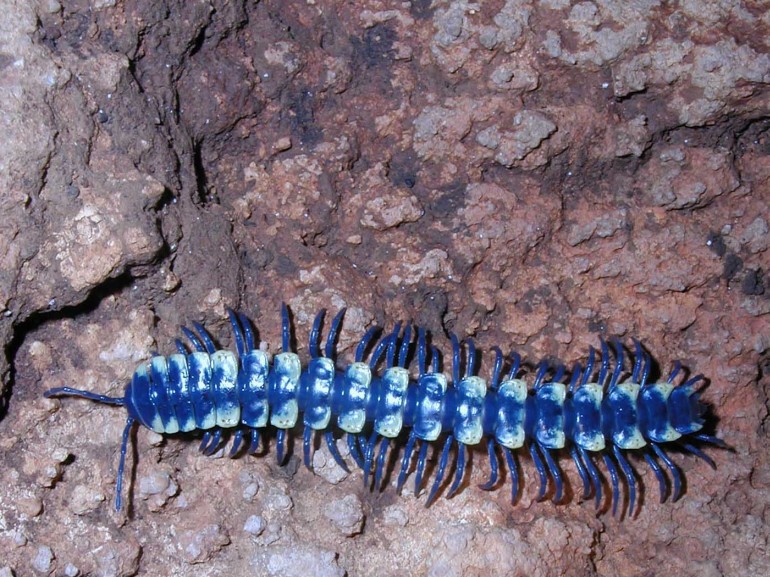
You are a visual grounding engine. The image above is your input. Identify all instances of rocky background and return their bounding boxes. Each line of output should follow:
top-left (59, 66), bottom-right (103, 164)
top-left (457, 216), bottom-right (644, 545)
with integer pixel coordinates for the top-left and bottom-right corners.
top-left (1, 0), bottom-right (769, 575)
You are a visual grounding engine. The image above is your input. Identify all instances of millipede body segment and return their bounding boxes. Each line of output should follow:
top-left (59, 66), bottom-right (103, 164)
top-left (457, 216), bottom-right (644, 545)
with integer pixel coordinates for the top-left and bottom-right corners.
top-left (44, 306), bottom-right (724, 517)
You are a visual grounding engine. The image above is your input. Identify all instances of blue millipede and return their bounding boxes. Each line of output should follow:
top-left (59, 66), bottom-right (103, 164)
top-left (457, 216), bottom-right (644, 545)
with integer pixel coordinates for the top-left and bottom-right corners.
top-left (43, 305), bottom-right (725, 517)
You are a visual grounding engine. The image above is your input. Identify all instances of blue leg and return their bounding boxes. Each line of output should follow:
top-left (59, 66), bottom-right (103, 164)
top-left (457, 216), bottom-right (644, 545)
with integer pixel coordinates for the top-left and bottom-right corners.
top-left (533, 360), bottom-right (548, 389)
top-left (193, 322), bottom-right (216, 353)
top-left (529, 443), bottom-right (549, 501)
top-left (363, 431), bottom-right (379, 488)
top-left (568, 363), bottom-right (582, 394)
top-left (540, 444), bottom-right (564, 503)
top-left (490, 347), bottom-right (503, 389)
top-left (464, 339), bottom-right (476, 378)
top-left (426, 436), bottom-right (454, 507)
top-left (552, 364), bottom-right (565, 385)
top-left (414, 440), bottom-right (430, 497)
top-left (248, 429), bottom-right (261, 455)
top-left (641, 350), bottom-right (651, 387)
top-left (643, 449), bottom-right (668, 503)
top-left (613, 445), bottom-right (637, 517)
top-left (667, 360), bottom-right (682, 384)
top-left (581, 347), bottom-right (596, 386)
top-left (229, 429), bottom-right (245, 458)
top-left (652, 443), bottom-right (682, 501)
top-left (417, 328), bottom-right (427, 375)
top-left (281, 303), bottom-right (291, 353)
top-left (598, 341), bottom-right (610, 387)
top-left (507, 351), bottom-right (521, 380)
top-left (430, 346), bottom-right (439, 373)
top-left (679, 442), bottom-right (717, 469)
top-left (610, 340), bottom-right (624, 389)
top-left (325, 309), bottom-right (347, 360)
top-left (502, 446), bottom-right (519, 504)
top-left (303, 425), bottom-right (314, 470)
top-left (227, 308), bottom-right (245, 359)
top-left (238, 312), bottom-right (255, 351)
top-left (447, 443), bottom-right (466, 498)
top-left (199, 431), bottom-right (212, 453)
top-left (369, 334), bottom-right (391, 369)
top-left (570, 445), bottom-right (591, 500)
top-left (694, 433), bottom-right (728, 448)
top-left (276, 429), bottom-right (287, 465)
top-left (397, 325), bottom-right (412, 368)
top-left (347, 434), bottom-right (365, 469)
top-left (602, 453), bottom-right (621, 517)
top-left (355, 326), bottom-right (381, 362)
top-left (631, 339), bottom-right (643, 382)
top-left (324, 431), bottom-right (349, 472)
top-left (479, 438), bottom-right (499, 490)
top-left (579, 447), bottom-right (602, 509)
top-left (181, 326), bottom-right (206, 352)
top-left (309, 309), bottom-right (326, 359)
top-left (115, 417), bottom-right (135, 511)
top-left (397, 431), bottom-right (418, 493)
top-left (204, 429), bottom-right (224, 456)
top-left (386, 323), bottom-right (403, 368)
top-left (374, 437), bottom-right (391, 491)
top-left (175, 339), bottom-right (189, 355)
top-left (450, 333), bottom-right (461, 384)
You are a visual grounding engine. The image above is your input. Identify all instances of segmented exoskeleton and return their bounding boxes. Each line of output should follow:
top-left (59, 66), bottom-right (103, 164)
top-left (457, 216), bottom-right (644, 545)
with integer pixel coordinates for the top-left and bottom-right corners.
top-left (44, 306), bottom-right (724, 516)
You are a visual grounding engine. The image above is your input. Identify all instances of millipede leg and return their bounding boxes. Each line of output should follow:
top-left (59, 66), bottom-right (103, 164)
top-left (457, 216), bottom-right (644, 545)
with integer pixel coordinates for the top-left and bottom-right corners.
top-left (502, 447), bottom-right (519, 504)
top-left (115, 417), bottom-right (135, 512)
top-left (276, 429), bottom-right (287, 465)
top-left (602, 453), bottom-right (621, 517)
top-left (446, 443), bottom-right (466, 498)
top-left (237, 312), bottom-right (255, 351)
top-left (529, 443), bottom-right (549, 502)
top-left (303, 425), bottom-right (315, 470)
top-left (192, 322), bottom-right (217, 353)
top-left (652, 443), bottom-right (682, 501)
top-left (414, 440), bottom-right (430, 497)
top-left (570, 445), bottom-right (591, 501)
top-left (374, 437), bottom-right (391, 491)
top-left (614, 445), bottom-right (638, 518)
top-left (181, 326), bottom-right (206, 352)
top-left (426, 435), bottom-right (454, 507)
top-left (694, 433), bottom-right (728, 448)
top-left (248, 429), bottom-right (261, 455)
top-left (679, 442), bottom-right (717, 469)
top-left (643, 449), bottom-right (667, 503)
top-left (479, 438), bottom-right (499, 491)
top-left (540, 445), bottom-right (564, 503)
top-left (347, 434), bottom-right (365, 469)
top-left (397, 432), bottom-right (418, 493)
top-left (578, 447), bottom-right (602, 509)
top-left (229, 430), bottom-right (245, 458)
top-left (363, 431), bottom-right (379, 488)
top-left (324, 431), bottom-right (350, 472)
top-left (325, 308), bottom-right (347, 360)
top-left (227, 308), bottom-right (246, 358)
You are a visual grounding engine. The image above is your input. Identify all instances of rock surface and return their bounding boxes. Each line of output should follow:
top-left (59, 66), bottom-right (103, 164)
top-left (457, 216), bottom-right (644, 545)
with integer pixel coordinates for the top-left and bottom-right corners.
top-left (1, 1), bottom-right (769, 576)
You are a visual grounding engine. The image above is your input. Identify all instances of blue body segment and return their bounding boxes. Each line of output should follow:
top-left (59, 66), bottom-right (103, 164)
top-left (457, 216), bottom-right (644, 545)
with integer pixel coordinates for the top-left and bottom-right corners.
top-left (211, 350), bottom-right (240, 428)
top-left (571, 383), bottom-right (605, 451)
top-left (45, 307), bottom-right (720, 518)
top-left (336, 361), bottom-right (371, 433)
top-left (238, 350), bottom-right (270, 428)
top-left (639, 383), bottom-right (680, 442)
top-left (374, 367), bottom-right (410, 438)
top-left (453, 376), bottom-right (486, 445)
top-left (535, 383), bottom-right (566, 449)
top-left (302, 357), bottom-right (336, 430)
top-left (607, 382), bottom-right (646, 449)
top-left (166, 354), bottom-right (196, 432)
top-left (187, 352), bottom-right (216, 430)
top-left (413, 373), bottom-right (447, 441)
top-left (268, 352), bottom-right (302, 429)
top-left (494, 378), bottom-right (527, 449)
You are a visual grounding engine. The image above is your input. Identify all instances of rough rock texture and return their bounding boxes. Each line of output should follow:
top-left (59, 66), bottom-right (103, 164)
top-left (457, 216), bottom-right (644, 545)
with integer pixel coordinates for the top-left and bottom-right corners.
top-left (1, 0), bottom-right (769, 576)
